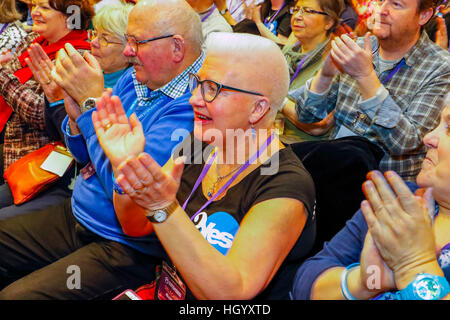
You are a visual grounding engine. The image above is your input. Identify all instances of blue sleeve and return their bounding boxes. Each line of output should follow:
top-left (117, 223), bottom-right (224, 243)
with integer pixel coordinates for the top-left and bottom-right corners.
top-left (291, 210), bottom-right (368, 300)
top-left (62, 115), bottom-right (90, 165)
top-left (290, 78), bottom-right (340, 123)
top-left (75, 97), bottom-right (194, 199)
top-left (291, 182), bottom-right (420, 300)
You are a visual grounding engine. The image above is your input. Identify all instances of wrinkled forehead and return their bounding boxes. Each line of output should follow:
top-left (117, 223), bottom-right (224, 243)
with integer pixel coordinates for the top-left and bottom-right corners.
top-left (199, 54), bottom-right (252, 86)
top-left (127, 6), bottom-right (161, 36)
top-left (295, 0), bottom-right (321, 8)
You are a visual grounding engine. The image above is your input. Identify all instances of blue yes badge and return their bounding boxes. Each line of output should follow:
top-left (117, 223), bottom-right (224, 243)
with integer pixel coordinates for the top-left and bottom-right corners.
top-left (192, 211), bottom-right (239, 255)
top-left (264, 21), bottom-right (278, 36)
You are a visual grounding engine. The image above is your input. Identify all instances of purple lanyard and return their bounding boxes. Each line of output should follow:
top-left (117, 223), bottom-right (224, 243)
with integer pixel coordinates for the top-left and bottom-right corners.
top-left (229, 0), bottom-right (244, 15)
top-left (0, 24), bottom-right (9, 36)
top-left (290, 52), bottom-right (312, 86)
top-left (182, 133), bottom-right (275, 221)
top-left (201, 4), bottom-right (216, 22)
top-left (381, 59), bottom-right (405, 85)
top-left (264, 2), bottom-right (285, 25)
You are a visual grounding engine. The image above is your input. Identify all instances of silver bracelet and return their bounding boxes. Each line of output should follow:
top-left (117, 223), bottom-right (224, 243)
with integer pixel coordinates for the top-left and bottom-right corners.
top-left (340, 263), bottom-right (360, 300)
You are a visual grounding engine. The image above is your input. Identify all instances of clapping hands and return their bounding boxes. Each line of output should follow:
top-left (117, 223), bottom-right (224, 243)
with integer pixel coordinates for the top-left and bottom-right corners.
top-left (92, 90), bottom-right (145, 170)
top-left (360, 170), bottom-right (438, 289)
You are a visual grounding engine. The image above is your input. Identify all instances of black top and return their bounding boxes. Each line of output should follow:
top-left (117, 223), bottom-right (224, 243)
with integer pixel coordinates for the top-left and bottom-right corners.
top-left (173, 133), bottom-right (316, 299)
top-left (233, 0), bottom-right (294, 37)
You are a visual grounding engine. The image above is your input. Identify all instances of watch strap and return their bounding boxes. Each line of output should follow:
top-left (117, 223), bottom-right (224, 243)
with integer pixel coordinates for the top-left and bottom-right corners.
top-left (220, 8), bottom-right (228, 15)
top-left (396, 274), bottom-right (450, 300)
top-left (146, 201), bottom-right (179, 223)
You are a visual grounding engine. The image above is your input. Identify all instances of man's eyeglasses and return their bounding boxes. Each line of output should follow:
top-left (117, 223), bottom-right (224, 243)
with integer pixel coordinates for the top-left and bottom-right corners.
top-left (124, 33), bottom-right (174, 53)
top-left (88, 30), bottom-right (123, 47)
top-left (188, 73), bottom-right (263, 103)
top-left (289, 6), bottom-right (329, 16)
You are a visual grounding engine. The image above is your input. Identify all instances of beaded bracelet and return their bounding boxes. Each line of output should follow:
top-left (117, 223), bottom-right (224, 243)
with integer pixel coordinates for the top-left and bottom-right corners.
top-left (340, 263), bottom-right (360, 300)
top-left (112, 175), bottom-right (126, 195)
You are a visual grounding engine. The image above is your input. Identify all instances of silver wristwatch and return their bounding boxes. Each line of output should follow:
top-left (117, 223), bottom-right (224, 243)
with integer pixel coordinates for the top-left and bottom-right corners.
top-left (145, 201), bottom-right (179, 223)
top-left (80, 97), bottom-right (97, 113)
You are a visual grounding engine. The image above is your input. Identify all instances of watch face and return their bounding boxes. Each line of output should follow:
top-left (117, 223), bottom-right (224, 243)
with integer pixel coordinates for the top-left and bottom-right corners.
top-left (413, 277), bottom-right (442, 300)
top-left (153, 210), bottom-right (167, 223)
top-left (81, 98), bottom-right (96, 113)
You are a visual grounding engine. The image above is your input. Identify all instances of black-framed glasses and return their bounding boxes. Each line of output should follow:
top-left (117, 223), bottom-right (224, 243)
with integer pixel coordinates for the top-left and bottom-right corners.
top-left (124, 33), bottom-right (174, 53)
top-left (88, 30), bottom-right (123, 47)
top-left (188, 73), bottom-right (263, 103)
top-left (290, 6), bottom-right (329, 16)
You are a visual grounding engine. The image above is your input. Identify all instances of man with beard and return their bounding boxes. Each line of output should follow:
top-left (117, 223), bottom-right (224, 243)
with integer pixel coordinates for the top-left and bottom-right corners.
top-left (289, 0), bottom-right (450, 181)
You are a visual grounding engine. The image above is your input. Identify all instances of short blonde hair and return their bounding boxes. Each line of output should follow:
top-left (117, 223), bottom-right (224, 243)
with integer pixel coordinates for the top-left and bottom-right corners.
top-left (93, 2), bottom-right (134, 43)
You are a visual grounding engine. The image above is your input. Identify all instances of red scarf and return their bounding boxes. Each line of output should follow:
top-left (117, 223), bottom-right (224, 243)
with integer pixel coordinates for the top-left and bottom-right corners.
top-left (0, 29), bottom-right (91, 132)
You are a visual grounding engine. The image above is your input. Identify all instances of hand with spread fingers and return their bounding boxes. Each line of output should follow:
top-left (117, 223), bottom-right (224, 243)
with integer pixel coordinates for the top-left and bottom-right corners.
top-left (330, 32), bottom-right (374, 80)
top-left (51, 43), bottom-right (105, 106)
top-left (92, 90), bottom-right (145, 170)
top-left (360, 170), bottom-right (439, 289)
top-left (25, 43), bottom-right (64, 103)
top-left (115, 153), bottom-right (186, 211)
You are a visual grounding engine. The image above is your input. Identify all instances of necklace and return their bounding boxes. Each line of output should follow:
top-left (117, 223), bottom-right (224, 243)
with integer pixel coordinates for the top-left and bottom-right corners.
top-left (207, 160), bottom-right (244, 198)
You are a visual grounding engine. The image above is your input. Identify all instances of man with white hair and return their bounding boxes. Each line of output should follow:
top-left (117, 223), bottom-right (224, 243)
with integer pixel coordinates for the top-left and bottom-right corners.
top-left (0, 0), bottom-right (204, 299)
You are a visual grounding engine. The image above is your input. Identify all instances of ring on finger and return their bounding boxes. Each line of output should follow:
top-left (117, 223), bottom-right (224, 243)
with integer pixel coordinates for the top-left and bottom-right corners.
top-left (104, 122), bottom-right (113, 131)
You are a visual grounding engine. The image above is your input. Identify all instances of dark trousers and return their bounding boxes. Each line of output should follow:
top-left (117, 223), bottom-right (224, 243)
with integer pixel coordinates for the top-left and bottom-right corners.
top-left (0, 199), bottom-right (160, 299)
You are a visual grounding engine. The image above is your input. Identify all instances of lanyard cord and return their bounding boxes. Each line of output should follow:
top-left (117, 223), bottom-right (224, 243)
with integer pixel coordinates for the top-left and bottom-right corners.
top-left (182, 133), bottom-right (275, 221)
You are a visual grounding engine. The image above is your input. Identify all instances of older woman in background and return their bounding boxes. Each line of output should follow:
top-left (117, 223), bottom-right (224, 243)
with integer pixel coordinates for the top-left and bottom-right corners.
top-left (0, 0), bottom-right (93, 217)
top-left (277, 0), bottom-right (344, 144)
top-left (0, 2), bottom-right (133, 218)
top-left (292, 94), bottom-right (450, 300)
top-left (27, 1), bottom-right (133, 140)
top-left (0, 0), bottom-right (27, 57)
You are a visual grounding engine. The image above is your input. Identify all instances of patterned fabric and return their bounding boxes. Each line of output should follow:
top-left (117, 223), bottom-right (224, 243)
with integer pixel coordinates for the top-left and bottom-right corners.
top-left (291, 32), bottom-right (450, 181)
top-left (0, 32), bottom-right (89, 172)
top-left (131, 50), bottom-right (206, 107)
top-left (0, 22), bottom-right (27, 55)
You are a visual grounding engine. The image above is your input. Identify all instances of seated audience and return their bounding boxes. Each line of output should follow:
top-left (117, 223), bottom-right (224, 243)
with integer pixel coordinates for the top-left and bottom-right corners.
top-left (233, 0), bottom-right (294, 45)
top-left (292, 94), bottom-right (450, 300)
top-left (289, 0), bottom-right (450, 181)
top-left (0, 0), bottom-right (27, 56)
top-left (32, 1), bottom-right (133, 143)
top-left (0, 0), bottom-right (92, 217)
top-left (94, 32), bottom-right (315, 300)
top-left (279, 0), bottom-right (344, 144)
top-left (214, 0), bottom-right (264, 26)
top-left (186, 0), bottom-right (233, 42)
top-left (0, 0), bottom-right (203, 299)
top-left (0, 2), bottom-right (135, 219)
